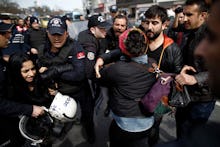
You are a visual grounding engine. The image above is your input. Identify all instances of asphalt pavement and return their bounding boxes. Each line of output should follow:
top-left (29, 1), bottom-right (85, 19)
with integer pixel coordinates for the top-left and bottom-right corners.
top-left (52, 98), bottom-right (220, 147)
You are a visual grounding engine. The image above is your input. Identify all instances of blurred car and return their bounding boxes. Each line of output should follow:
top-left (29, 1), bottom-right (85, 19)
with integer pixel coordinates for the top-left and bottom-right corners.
top-left (65, 11), bottom-right (83, 21)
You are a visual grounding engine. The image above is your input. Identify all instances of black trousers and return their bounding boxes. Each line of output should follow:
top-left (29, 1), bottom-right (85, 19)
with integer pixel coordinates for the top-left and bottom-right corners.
top-left (109, 120), bottom-right (151, 147)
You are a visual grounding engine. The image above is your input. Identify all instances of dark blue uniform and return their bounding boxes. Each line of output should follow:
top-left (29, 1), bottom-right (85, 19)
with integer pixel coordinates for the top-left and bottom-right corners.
top-left (38, 38), bottom-right (95, 142)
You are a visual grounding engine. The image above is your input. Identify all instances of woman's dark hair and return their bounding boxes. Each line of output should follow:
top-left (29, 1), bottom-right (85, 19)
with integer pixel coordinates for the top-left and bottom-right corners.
top-left (8, 53), bottom-right (36, 85)
top-left (144, 5), bottom-right (168, 23)
top-left (125, 29), bottom-right (147, 57)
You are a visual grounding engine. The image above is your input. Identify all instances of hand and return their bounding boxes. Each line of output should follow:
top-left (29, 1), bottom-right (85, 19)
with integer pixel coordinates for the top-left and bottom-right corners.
top-left (32, 105), bottom-right (45, 118)
top-left (39, 67), bottom-right (48, 73)
top-left (3, 55), bottom-right (9, 62)
top-left (175, 65), bottom-right (197, 86)
top-left (31, 48), bottom-right (38, 54)
top-left (94, 58), bottom-right (104, 78)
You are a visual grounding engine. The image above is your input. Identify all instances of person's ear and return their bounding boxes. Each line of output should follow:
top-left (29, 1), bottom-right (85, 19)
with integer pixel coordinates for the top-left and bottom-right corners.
top-left (65, 31), bottom-right (69, 37)
top-left (200, 11), bottom-right (209, 21)
top-left (90, 27), bottom-right (95, 35)
top-left (162, 21), bottom-right (167, 31)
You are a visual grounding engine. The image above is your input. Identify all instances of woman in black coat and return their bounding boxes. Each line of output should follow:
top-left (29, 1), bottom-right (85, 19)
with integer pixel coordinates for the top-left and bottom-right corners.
top-left (7, 53), bottom-right (54, 146)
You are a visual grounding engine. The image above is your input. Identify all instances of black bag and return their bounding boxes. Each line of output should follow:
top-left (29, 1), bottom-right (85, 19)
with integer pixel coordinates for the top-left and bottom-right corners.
top-left (168, 81), bottom-right (191, 107)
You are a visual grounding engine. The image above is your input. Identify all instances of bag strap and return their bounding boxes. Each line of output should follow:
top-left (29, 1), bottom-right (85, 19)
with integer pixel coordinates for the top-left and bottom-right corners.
top-left (157, 46), bottom-right (166, 70)
top-left (157, 35), bottom-right (174, 70)
top-left (152, 47), bottom-right (166, 77)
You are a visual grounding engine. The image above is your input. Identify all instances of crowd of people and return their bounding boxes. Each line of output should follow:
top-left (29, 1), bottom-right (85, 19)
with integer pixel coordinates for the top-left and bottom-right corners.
top-left (0, 0), bottom-right (220, 146)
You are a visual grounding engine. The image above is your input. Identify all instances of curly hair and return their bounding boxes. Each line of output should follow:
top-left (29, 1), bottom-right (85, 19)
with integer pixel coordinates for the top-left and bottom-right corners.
top-left (125, 29), bottom-right (147, 57)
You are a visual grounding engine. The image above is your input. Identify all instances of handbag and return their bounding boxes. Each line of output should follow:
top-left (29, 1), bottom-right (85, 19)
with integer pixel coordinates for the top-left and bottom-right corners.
top-left (140, 72), bottom-right (174, 115)
top-left (168, 81), bottom-right (191, 107)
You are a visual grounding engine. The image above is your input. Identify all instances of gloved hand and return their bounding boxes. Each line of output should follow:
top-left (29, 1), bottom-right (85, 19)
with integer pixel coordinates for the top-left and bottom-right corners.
top-left (40, 67), bottom-right (58, 81)
top-left (40, 64), bottom-right (74, 80)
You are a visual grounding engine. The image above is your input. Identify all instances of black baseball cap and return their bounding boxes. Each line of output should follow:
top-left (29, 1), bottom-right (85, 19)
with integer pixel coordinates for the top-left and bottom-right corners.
top-left (0, 20), bottom-right (14, 32)
top-left (110, 5), bottom-right (118, 13)
top-left (47, 16), bottom-right (67, 35)
top-left (87, 15), bottom-right (109, 29)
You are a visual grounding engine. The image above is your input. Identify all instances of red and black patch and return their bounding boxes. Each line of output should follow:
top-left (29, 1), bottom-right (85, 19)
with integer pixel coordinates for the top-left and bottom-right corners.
top-left (77, 52), bottom-right (85, 59)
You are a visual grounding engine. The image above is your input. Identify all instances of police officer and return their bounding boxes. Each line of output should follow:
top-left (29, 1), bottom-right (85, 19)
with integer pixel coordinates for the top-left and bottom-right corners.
top-left (0, 20), bottom-right (44, 147)
top-left (77, 15), bottom-right (109, 143)
top-left (37, 16), bottom-right (95, 143)
top-left (108, 5), bottom-right (118, 24)
top-left (78, 15), bottom-right (109, 79)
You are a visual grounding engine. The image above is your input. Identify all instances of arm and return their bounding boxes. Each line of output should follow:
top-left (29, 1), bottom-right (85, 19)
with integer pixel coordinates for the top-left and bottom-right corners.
top-left (95, 49), bottom-right (122, 78)
top-left (175, 65), bottom-right (197, 86)
top-left (0, 98), bottom-right (44, 117)
top-left (99, 49), bottom-right (122, 64)
top-left (172, 43), bottom-right (184, 73)
top-left (172, 13), bottom-right (181, 29)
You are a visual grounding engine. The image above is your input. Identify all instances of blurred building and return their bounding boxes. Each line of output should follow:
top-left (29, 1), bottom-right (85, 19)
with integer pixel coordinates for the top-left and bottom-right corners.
top-left (82, 0), bottom-right (116, 17)
top-left (118, 0), bottom-right (185, 19)
top-left (81, 0), bottom-right (184, 21)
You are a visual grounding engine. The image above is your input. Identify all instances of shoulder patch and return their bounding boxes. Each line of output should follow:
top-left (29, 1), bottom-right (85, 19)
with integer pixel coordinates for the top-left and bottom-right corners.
top-left (77, 52), bottom-right (85, 59)
top-left (87, 52), bottom-right (95, 60)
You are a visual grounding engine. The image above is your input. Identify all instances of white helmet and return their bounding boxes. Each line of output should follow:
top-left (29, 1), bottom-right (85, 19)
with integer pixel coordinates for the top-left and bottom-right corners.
top-left (48, 92), bottom-right (77, 122)
top-left (19, 113), bottom-right (53, 146)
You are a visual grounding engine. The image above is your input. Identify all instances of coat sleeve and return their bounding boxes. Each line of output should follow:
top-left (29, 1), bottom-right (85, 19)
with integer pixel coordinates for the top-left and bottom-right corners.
top-left (99, 49), bottom-right (122, 64)
top-left (172, 43), bottom-right (183, 73)
top-left (194, 71), bottom-right (209, 87)
top-left (0, 98), bottom-right (33, 117)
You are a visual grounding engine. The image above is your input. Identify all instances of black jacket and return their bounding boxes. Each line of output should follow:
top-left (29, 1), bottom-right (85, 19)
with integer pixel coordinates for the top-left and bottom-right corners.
top-left (38, 38), bottom-right (87, 98)
top-left (99, 60), bottom-right (156, 117)
top-left (182, 24), bottom-right (213, 101)
top-left (0, 56), bottom-right (32, 117)
top-left (26, 27), bottom-right (46, 49)
top-left (155, 35), bottom-right (183, 73)
top-left (0, 55), bottom-right (32, 145)
top-left (101, 27), bottom-right (119, 53)
top-left (78, 29), bottom-right (103, 79)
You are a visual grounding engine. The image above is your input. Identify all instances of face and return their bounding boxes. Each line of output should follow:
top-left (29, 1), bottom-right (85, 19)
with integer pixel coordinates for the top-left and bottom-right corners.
top-left (113, 18), bottom-right (127, 37)
top-left (0, 30), bottom-right (12, 48)
top-left (178, 12), bottom-right (185, 24)
top-left (110, 12), bottom-right (117, 18)
top-left (91, 27), bottom-right (107, 39)
top-left (145, 16), bottom-right (166, 40)
top-left (141, 21), bottom-right (148, 32)
top-left (17, 19), bottom-right (24, 27)
top-left (31, 22), bottom-right (40, 29)
top-left (183, 4), bottom-right (206, 30)
top-left (195, 2), bottom-right (220, 96)
top-left (26, 17), bottom-right (30, 27)
top-left (21, 60), bottom-right (36, 83)
top-left (47, 31), bottom-right (68, 49)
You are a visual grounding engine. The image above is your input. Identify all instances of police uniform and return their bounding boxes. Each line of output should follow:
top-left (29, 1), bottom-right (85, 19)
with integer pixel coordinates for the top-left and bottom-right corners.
top-left (77, 15), bottom-right (109, 143)
top-left (38, 16), bottom-right (95, 143)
